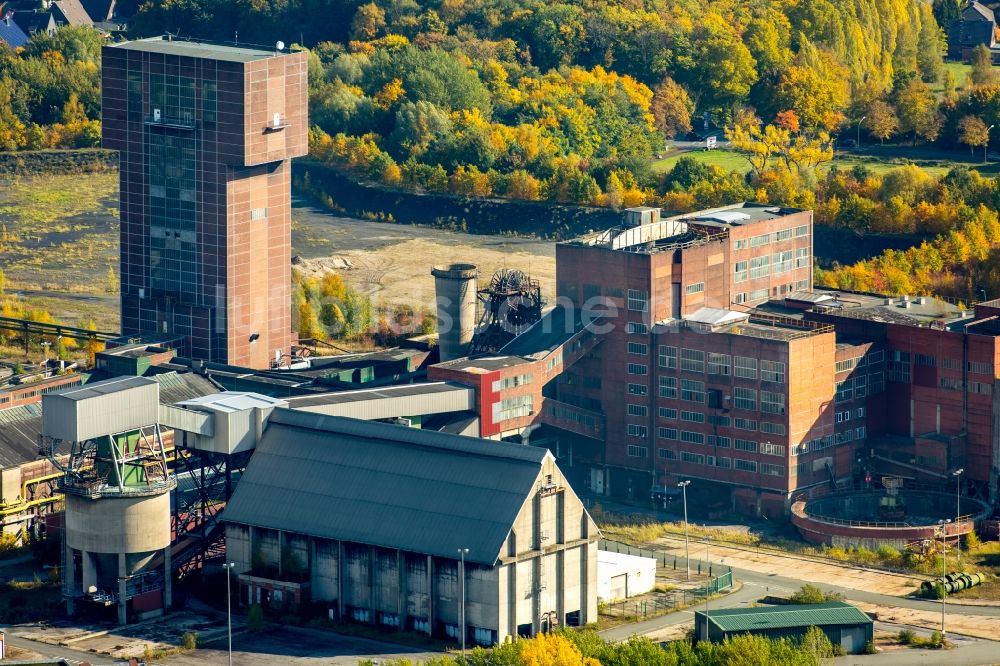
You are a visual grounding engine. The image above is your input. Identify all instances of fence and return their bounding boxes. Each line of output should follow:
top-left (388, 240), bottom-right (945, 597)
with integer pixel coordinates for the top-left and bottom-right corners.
top-left (598, 539), bottom-right (733, 620)
top-left (600, 538), bottom-right (734, 579)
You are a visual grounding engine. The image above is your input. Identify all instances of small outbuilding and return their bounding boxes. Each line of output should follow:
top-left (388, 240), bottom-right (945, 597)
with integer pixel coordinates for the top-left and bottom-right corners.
top-left (597, 550), bottom-right (657, 601)
top-left (694, 602), bottom-right (874, 654)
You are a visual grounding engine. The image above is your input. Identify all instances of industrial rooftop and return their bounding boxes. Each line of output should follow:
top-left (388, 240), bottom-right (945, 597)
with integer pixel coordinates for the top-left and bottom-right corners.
top-left (111, 36), bottom-right (292, 62)
top-left (222, 409), bottom-right (552, 565)
top-left (697, 602), bottom-right (872, 632)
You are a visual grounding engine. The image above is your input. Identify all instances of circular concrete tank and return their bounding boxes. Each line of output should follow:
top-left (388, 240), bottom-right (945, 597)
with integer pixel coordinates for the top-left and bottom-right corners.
top-left (65, 492), bottom-right (171, 555)
top-left (791, 490), bottom-right (991, 550)
top-left (432, 263), bottom-right (478, 361)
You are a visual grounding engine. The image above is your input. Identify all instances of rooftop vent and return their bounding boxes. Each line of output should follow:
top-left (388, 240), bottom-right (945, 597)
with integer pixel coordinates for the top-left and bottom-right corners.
top-left (917, 296), bottom-right (927, 305)
top-left (883, 297), bottom-right (894, 305)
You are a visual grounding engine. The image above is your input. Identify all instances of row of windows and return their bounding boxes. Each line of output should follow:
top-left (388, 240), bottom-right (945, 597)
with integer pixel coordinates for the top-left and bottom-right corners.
top-left (492, 395), bottom-right (533, 422)
top-left (836, 408), bottom-right (865, 422)
top-left (686, 282), bottom-right (705, 295)
top-left (492, 373), bottom-right (533, 391)
top-left (659, 348), bottom-right (786, 383)
top-left (732, 281), bottom-right (809, 304)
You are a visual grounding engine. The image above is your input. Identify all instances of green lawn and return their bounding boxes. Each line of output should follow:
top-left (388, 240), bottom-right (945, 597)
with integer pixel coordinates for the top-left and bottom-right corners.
top-left (651, 148), bottom-right (995, 178)
top-left (939, 61), bottom-right (972, 94)
top-left (650, 149), bottom-right (751, 174)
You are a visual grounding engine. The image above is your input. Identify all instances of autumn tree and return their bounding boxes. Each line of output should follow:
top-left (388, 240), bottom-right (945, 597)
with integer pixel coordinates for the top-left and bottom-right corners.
top-left (895, 78), bottom-right (941, 145)
top-left (297, 298), bottom-right (322, 341)
top-left (865, 100), bottom-right (899, 145)
top-left (349, 2), bottom-right (385, 42)
top-left (958, 115), bottom-right (990, 158)
top-left (726, 112), bottom-right (789, 177)
top-left (650, 77), bottom-right (693, 139)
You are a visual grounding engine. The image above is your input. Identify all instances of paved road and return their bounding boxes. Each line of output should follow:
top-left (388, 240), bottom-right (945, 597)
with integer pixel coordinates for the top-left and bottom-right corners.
top-left (5, 624), bottom-right (441, 666)
top-left (4, 632), bottom-right (121, 665)
top-left (598, 579), bottom-right (779, 641)
top-left (834, 641), bottom-right (1000, 666)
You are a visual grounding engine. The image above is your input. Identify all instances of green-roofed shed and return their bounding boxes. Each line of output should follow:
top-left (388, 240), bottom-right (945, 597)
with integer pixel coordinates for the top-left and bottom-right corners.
top-left (694, 602), bottom-right (874, 654)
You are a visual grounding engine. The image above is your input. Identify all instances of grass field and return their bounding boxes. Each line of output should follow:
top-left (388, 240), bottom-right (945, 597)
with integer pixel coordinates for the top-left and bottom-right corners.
top-left (651, 147), bottom-right (995, 178)
top-left (939, 60), bottom-right (972, 93)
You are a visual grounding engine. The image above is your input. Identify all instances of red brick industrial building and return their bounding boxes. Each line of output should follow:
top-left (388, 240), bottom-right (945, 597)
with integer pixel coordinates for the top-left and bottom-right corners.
top-left (102, 37), bottom-right (307, 369)
top-left (429, 203), bottom-right (999, 517)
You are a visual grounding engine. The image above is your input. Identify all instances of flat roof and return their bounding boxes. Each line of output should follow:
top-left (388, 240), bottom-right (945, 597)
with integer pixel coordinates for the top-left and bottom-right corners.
top-left (810, 290), bottom-right (966, 327)
top-left (110, 36), bottom-right (290, 62)
top-left (284, 382), bottom-right (469, 409)
top-left (697, 602), bottom-right (872, 632)
top-left (683, 202), bottom-right (803, 228)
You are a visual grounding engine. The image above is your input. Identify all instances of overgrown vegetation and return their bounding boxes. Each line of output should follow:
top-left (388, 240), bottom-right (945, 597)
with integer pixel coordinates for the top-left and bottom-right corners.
top-left (358, 626), bottom-right (837, 665)
top-left (788, 584), bottom-right (844, 604)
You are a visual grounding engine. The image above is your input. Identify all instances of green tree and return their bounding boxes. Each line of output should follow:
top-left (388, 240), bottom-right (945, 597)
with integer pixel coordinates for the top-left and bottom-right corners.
top-left (675, 12), bottom-right (757, 120)
top-left (895, 78), bottom-right (939, 145)
top-left (389, 100), bottom-right (452, 159)
top-left (916, 3), bottom-right (944, 84)
top-left (970, 44), bottom-right (998, 86)
top-left (246, 603), bottom-right (264, 632)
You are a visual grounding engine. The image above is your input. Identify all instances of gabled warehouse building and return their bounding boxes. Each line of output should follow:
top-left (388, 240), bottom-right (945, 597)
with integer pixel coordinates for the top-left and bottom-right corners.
top-left (222, 410), bottom-right (599, 644)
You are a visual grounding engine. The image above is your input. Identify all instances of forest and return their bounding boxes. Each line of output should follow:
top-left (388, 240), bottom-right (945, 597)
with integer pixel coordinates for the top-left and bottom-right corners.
top-left (6, 0), bottom-right (1000, 299)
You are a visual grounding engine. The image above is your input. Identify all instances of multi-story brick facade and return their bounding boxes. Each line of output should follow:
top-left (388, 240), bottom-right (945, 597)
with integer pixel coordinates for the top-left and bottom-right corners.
top-left (430, 204), bottom-right (1000, 515)
top-left (102, 37), bottom-right (307, 369)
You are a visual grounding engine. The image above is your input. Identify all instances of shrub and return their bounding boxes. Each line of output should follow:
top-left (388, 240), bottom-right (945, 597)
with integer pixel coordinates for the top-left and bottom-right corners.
top-left (247, 603), bottom-right (264, 632)
top-left (789, 584), bottom-right (843, 604)
top-left (863, 641), bottom-right (878, 654)
top-left (930, 630), bottom-right (944, 647)
top-left (181, 631), bottom-right (198, 650)
top-left (964, 530), bottom-right (981, 551)
top-left (898, 629), bottom-right (915, 645)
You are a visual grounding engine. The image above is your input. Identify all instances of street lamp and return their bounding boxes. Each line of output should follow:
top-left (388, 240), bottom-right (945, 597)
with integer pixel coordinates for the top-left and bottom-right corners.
top-left (954, 468), bottom-right (964, 569)
top-left (986, 125), bottom-right (996, 163)
top-left (222, 562), bottom-right (235, 666)
top-left (702, 536), bottom-right (713, 642)
top-left (457, 548), bottom-right (469, 653)
top-left (857, 115), bottom-right (866, 149)
top-left (678, 480), bottom-right (691, 581)
top-left (937, 519), bottom-right (951, 642)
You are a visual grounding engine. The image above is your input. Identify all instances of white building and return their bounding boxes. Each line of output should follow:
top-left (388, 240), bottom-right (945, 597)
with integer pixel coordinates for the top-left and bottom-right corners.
top-left (597, 550), bottom-right (658, 601)
top-left (222, 409), bottom-right (600, 643)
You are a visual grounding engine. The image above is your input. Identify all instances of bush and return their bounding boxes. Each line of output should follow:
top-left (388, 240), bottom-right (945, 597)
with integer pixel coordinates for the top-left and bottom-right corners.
top-left (898, 629), bottom-right (915, 645)
top-left (181, 631), bottom-right (198, 650)
top-left (788, 584), bottom-right (844, 604)
top-left (930, 630), bottom-right (944, 647)
top-left (247, 603), bottom-right (264, 632)
top-left (863, 641), bottom-right (878, 654)
top-left (964, 530), bottom-right (981, 551)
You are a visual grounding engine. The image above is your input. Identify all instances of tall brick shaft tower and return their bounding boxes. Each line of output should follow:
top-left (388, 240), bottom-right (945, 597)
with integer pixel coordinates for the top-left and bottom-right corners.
top-left (102, 36), bottom-right (307, 369)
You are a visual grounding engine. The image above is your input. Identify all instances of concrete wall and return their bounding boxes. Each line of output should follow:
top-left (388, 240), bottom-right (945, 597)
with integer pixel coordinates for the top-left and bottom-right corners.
top-left (65, 492), bottom-right (171, 554)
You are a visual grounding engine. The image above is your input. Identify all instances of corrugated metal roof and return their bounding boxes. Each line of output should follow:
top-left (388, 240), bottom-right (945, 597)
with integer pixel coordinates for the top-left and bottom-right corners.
top-left (285, 382), bottom-right (465, 408)
top-left (701, 602), bottom-right (872, 632)
top-left (0, 404), bottom-right (43, 468)
top-left (177, 392), bottom-right (286, 413)
top-left (222, 409), bottom-right (549, 565)
top-left (0, 372), bottom-right (221, 468)
top-left (684, 307), bottom-right (749, 326)
top-left (50, 375), bottom-right (155, 401)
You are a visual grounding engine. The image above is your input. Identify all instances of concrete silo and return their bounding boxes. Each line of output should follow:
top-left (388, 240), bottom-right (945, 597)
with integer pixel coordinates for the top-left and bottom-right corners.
top-left (431, 263), bottom-right (478, 361)
top-left (41, 376), bottom-right (175, 624)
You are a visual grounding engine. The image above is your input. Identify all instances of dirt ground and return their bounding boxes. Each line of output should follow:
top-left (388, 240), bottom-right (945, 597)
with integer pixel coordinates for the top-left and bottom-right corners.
top-left (290, 197), bottom-right (557, 313)
top-left (0, 175), bottom-right (558, 333)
